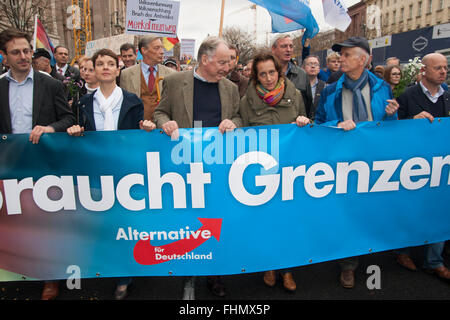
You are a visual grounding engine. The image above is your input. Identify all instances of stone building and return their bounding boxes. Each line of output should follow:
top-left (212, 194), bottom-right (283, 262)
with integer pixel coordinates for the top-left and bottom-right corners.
top-left (365, 0), bottom-right (449, 39)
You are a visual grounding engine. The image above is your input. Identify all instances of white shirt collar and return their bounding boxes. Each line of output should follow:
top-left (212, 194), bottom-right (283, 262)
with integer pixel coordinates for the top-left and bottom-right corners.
top-left (6, 67), bottom-right (34, 84)
top-left (419, 81), bottom-right (444, 103)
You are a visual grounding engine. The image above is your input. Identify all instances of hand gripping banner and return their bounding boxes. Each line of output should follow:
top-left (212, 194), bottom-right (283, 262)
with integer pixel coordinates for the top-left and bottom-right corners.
top-left (0, 119), bottom-right (449, 281)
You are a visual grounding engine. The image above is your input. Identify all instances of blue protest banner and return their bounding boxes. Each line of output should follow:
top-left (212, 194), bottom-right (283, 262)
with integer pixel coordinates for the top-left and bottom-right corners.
top-left (0, 119), bottom-right (449, 281)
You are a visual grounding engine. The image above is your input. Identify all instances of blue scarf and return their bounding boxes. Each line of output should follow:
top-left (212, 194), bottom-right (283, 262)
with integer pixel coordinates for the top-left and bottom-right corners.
top-left (343, 70), bottom-right (369, 123)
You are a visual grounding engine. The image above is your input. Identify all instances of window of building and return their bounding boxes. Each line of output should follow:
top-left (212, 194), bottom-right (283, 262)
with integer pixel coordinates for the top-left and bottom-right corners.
top-left (428, 0), bottom-right (433, 13)
top-left (418, 1), bottom-right (422, 16)
top-left (400, 7), bottom-right (404, 22)
top-left (385, 12), bottom-right (389, 26)
top-left (392, 10), bottom-right (396, 24)
top-left (409, 4), bottom-right (413, 19)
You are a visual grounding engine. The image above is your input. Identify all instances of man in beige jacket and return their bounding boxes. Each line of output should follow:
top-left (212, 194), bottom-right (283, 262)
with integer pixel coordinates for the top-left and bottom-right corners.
top-left (153, 37), bottom-right (242, 298)
top-left (154, 36), bottom-right (242, 137)
top-left (120, 35), bottom-right (175, 120)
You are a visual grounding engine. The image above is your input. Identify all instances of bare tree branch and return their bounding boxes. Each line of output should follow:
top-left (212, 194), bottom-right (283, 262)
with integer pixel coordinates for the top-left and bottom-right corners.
top-left (0, 0), bottom-right (52, 34)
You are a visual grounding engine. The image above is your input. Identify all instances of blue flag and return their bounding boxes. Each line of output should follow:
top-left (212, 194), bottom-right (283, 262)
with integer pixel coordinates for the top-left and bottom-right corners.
top-left (250, 0), bottom-right (319, 39)
top-left (270, 11), bottom-right (305, 33)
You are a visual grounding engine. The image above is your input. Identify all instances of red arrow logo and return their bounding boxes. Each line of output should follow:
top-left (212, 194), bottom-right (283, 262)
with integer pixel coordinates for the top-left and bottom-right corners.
top-left (133, 218), bottom-right (222, 265)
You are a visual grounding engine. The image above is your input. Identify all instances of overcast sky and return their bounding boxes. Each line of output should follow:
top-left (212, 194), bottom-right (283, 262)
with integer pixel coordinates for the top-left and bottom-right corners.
top-left (177, 0), bottom-right (361, 51)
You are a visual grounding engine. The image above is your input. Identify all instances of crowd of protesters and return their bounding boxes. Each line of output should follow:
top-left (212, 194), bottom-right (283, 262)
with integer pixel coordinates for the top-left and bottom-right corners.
top-left (0, 27), bottom-right (449, 300)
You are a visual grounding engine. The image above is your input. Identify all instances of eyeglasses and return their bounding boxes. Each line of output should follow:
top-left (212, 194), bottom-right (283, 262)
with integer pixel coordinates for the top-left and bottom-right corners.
top-left (7, 48), bottom-right (32, 56)
top-left (430, 66), bottom-right (449, 72)
top-left (391, 72), bottom-right (401, 76)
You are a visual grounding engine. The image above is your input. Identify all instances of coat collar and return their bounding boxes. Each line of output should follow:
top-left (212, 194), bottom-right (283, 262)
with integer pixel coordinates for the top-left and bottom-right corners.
top-left (79, 89), bottom-right (140, 130)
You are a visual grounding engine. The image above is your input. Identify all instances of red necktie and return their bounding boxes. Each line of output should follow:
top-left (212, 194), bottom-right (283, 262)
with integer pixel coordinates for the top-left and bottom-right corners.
top-left (148, 67), bottom-right (155, 91)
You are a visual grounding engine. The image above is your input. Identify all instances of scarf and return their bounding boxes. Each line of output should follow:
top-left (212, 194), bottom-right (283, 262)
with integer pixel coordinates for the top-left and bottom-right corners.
top-left (94, 86), bottom-right (123, 131)
top-left (343, 70), bottom-right (369, 123)
top-left (255, 77), bottom-right (285, 107)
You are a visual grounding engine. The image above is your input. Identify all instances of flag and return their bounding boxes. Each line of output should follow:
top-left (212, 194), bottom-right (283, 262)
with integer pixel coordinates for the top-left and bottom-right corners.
top-left (249, 0), bottom-right (319, 41)
top-left (322, 0), bottom-right (351, 32)
top-left (33, 15), bottom-right (56, 65)
top-left (162, 37), bottom-right (179, 52)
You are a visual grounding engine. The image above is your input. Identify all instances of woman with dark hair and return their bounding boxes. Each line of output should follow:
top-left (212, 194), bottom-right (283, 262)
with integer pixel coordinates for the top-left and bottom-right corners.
top-left (67, 49), bottom-right (155, 300)
top-left (239, 50), bottom-right (310, 292)
top-left (384, 65), bottom-right (402, 91)
top-left (240, 50), bottom-right (310, 128)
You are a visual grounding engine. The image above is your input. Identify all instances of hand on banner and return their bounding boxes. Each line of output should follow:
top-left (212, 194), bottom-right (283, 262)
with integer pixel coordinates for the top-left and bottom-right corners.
top-left (413, 111), bottom-right (435, 123)
top-left (295, 116), bottom-right (311, 127)
top-left (139, 120), bottom-right (156, 132)
top-left (385, 99), bottom-right (399, 116)
top-left (29, 125), bottom-right (55, 144)
top-left (337, 120), bottom-right (356, 131)
top-left (67, 125), bottom-right (85, 137)
top-left (162, 120), bottom-right (179, 140)
top-left (218, 119), bottom-right (236, 134)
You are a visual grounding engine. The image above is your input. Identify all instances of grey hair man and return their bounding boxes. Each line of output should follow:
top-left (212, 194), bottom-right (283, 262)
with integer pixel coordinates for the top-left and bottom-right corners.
top-left (302, 55), bottom-right (326, 120)
top-left (271, 34), bottom-right (312, 117)
top-left (315, 37), bottom-right (399, 288)
top-left (153, 36), bottom-right (242, 298)
top-left (385, 56), bottom-right (400, 67)
top-left (120, 35), bottom-right (175, 120)
top-left (154, 36), bottom-right (241, 136)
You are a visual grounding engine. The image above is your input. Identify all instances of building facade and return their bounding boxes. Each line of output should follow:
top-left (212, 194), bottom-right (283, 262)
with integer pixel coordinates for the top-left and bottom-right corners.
top-left (366, 0), bottom-right (449, 39)
top-left (54, 0), bottom-right (128, 60)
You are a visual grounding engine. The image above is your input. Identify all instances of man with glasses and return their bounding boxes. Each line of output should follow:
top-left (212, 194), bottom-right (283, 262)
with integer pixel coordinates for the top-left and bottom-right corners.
top-left (302, 55), bottom-right (326, 121)
top-left (271, 35), bottom-right (312, 117)
top-left (0, 28), bottom-right (74, 299)
top-left (396, 52), bottom-right (450, 282)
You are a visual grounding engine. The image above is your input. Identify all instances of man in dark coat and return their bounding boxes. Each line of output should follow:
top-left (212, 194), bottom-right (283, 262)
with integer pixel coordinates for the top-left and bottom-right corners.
top-left (0, 28), bottom-right (74, 300)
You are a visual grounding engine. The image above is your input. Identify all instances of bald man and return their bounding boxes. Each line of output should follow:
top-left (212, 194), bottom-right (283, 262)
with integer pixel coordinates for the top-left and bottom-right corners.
top-left (396, 52), bottom-right (450, 282)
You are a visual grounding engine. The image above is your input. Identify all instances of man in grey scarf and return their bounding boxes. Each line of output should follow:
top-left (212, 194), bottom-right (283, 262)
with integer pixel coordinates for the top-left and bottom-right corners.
top-left (314, 37), bottom-right (399, 288)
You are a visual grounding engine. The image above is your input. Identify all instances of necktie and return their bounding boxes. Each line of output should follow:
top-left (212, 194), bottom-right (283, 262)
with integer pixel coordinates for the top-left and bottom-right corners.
top-left (58, 68), bottom-right (63, 75)
top-left (148, 66), bottom-right (155, 91)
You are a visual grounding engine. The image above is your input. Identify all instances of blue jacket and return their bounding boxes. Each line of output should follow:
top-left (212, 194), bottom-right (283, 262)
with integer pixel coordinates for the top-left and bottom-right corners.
top-left (76, 89), bottom-right (143, 131)
top-left (315, 71), bottom-right (397, 126)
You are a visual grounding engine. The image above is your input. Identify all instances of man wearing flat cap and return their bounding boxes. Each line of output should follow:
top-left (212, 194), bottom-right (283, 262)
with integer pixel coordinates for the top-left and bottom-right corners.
top-left (314, 37), bottom-right (399, 288)
top-left (315, 37), bottom-right (398, 129)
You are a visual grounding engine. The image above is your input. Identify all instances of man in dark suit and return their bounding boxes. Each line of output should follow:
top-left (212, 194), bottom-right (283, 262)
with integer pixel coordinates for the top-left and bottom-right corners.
top-left (51, 45), bottom-right (80, 82)
top-left (302, 54), bottom-right (326, 121)
top-left (0, 29), bottom-right (74, 298)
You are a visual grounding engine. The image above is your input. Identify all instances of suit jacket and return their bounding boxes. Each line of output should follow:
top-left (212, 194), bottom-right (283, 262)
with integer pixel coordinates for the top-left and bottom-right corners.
top-left (310, 79), bottom-right (326, 121)
top-left (0, 70), bottom-right (75, 134)
top-left (153, 70), bottom-right (242, 129)
top-left (119, 63), bottom-right (174, 98)
top-left (76, 89), bottom-right (143, 131)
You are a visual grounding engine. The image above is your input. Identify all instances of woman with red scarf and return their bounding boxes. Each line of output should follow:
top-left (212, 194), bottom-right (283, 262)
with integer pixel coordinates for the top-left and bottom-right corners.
top-left (239, 51), bottom-right (310, 292)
